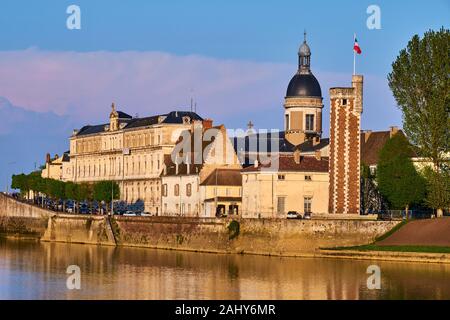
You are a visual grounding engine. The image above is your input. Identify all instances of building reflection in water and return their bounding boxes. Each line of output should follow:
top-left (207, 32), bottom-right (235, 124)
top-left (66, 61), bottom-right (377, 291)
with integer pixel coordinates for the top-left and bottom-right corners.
top-left (0, 239), bottom-right (449, 299)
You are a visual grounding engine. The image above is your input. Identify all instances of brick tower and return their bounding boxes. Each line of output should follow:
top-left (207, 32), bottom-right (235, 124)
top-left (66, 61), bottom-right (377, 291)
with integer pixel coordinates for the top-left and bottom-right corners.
top-left (329, 75), bottom-right (363, 214)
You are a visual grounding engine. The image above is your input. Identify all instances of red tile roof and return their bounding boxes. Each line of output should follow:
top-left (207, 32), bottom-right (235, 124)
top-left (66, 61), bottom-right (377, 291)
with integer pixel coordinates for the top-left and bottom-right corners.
top-left (242, 155), bottom-right (329, 173)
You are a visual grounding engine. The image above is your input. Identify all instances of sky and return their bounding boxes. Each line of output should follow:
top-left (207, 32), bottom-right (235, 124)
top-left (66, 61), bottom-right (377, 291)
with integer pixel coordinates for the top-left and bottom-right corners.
top-left (0, 0), bottom-right (448, 189)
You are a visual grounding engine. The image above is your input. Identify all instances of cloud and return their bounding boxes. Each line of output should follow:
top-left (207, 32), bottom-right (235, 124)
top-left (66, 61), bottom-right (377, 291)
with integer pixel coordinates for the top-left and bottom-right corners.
top-left (0, 48), bottom-right (401, 132)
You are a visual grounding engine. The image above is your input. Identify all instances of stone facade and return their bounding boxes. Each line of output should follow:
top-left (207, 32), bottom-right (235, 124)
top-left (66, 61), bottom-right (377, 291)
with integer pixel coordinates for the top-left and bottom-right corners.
top-left (329, 75), bottom-right (363, 214)
top-left (64, 104), bottom-right (206, 214)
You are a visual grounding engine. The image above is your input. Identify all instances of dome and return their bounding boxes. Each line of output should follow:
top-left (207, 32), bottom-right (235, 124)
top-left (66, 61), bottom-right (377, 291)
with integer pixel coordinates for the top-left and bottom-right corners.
top-left (299, 41), bottom-right (311, 56)
top-left (286, 73), bottom-right (322, 97)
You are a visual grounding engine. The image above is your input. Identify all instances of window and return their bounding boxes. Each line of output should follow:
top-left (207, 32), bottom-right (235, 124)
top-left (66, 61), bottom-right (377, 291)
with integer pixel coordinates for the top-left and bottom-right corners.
top-left (278, 174), bottom-right (285, 180)
top-left (342, 98), bottom-right (348, 105)
top-left (162, 184), bottom-right (168, 197)
top-left (277, 197), bottom-right (286, 215)
top-left (304, 197), bottom-right (312, 214)
top-left (186, 183), bottom-right (192, 197)
top-left (305, 175), bottom-right (312, 181)
top-left (174, 184), bottom-right (179, 196)
top-left (285, 114), bottom-right (290, 130)
top-left (305, 114), bottom-right (315, 131)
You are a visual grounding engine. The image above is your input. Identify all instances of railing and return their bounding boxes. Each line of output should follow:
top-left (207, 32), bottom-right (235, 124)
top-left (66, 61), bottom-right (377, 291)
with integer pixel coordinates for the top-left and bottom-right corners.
top-left (377, 209), bottom-right (434, 220)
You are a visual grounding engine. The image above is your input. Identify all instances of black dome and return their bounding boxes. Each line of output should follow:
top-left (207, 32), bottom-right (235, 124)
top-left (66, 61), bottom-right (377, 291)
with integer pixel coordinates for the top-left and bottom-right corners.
top-left (286, 73), bottom-right (322, 98)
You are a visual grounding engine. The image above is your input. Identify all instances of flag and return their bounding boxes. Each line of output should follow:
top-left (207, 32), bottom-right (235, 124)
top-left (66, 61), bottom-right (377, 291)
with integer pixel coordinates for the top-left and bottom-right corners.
top-left (353, 37), bottom-right (362, 54)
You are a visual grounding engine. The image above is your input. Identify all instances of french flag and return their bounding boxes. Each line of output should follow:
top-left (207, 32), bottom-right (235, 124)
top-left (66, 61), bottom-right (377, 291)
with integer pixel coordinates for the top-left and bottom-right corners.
top-left (353, 37), bottom-right (362, 54)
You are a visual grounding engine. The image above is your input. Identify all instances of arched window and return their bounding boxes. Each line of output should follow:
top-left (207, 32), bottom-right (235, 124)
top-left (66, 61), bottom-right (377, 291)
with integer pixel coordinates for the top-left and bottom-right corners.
top-left (186, 183), bottom-right (192, 197)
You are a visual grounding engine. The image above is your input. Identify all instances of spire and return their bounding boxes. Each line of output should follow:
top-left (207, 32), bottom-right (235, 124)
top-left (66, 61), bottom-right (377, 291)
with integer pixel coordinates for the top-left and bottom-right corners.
top-left (298, 31), bottom-right (311, 74)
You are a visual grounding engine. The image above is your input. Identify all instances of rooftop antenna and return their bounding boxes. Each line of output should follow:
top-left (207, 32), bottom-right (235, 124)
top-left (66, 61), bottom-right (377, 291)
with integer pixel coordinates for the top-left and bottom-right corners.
top-left (189, 88), bottom-right (194, 112)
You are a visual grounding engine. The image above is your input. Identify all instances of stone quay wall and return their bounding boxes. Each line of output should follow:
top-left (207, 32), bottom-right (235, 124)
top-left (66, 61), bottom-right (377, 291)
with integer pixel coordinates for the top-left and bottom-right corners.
top-left (0, 193), bottom-right (399, 255)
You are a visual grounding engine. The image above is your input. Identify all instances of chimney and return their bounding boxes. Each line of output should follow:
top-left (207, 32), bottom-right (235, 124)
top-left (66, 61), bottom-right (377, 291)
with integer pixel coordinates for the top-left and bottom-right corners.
top-left (389, 126), bottom-right (399, 138)
top-left (364, 130), bottom-right (372, 143)
top-left (202, 119), bottom-right (213, 130)
top-left (186, 155), bottom-right (190, 175)
top-left (46, 153), bottom-right (51, 163)
top-left (315, 150), bottom-right (321, 160)
top-left (312, 136), bottom-right (320, 146)
top-left (254, 159), bottom-right (259, 168)
top-left (293, 148), bottom-right (301, 164)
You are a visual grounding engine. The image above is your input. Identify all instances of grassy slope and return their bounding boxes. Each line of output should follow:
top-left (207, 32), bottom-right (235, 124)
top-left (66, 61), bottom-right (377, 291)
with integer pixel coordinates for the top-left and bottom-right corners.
top-left (327, 220), bottom-right (450, 254)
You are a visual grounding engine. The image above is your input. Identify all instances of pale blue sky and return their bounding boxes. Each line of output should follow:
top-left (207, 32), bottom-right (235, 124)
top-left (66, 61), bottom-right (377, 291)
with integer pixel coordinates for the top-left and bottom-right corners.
top-left (0, 0), bottom-right (448, 188)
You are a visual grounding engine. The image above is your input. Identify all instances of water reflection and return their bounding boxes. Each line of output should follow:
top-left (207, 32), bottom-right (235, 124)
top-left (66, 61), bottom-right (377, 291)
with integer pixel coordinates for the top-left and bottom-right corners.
top-left (0, 238), bottom-right (449, 299)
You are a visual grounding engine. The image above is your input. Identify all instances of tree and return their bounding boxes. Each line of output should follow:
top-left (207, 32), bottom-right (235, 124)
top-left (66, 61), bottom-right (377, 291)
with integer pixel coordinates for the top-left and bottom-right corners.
top-left (377, 133), bottom-right (426, 215)
top-left (360, 164), bottom-right (385, 214)
top-left (423, 167), bottom-right (450, 216)
top-left (93, 181), bottom-right (120, 214)
top-left (387, 27), bottom-right (449, 169)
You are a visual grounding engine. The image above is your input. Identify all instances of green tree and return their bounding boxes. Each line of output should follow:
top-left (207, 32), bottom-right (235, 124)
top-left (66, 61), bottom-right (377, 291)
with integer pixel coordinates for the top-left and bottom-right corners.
top-left (93, 181), bottom-right (120, 214)
top-left (360, 164), bottom-right (384, 214)
top-left (377, 133), bottom-right (426, 215)
top-left (387, 27), bottom-right (449, 169)
top-left (423, 167), bottom-right (450, 216)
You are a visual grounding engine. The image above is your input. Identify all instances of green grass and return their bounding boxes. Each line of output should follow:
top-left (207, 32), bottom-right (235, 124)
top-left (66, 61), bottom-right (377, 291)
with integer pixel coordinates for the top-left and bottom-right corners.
top-left (329, 244), bottom-right (450, 254)
top-left (374, 219), bottom-right (408, 242)
top-left (323, 220), bottom-right (450, 254)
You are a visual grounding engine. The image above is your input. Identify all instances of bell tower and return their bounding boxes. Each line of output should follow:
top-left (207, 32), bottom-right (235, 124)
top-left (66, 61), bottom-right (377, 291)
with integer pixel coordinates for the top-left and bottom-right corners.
top-left (109, 102), bottom-right (119, 131)
top-left (284, 32), bottom-right (323, 146)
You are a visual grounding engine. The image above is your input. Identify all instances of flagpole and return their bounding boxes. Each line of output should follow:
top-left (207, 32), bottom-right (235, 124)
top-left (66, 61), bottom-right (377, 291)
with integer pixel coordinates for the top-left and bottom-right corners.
top-left (353, 33), bottom-right (356, 75)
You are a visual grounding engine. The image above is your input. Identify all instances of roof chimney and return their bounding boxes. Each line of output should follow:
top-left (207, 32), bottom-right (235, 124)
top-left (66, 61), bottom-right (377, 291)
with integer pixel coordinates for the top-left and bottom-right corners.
top-left (46, 153), bottom-right (51, 163)
top-left (389, 126), bottom-right (399, 138)
top-left (254, 159), bottom-right (259, 168)
top-left (293, 148), bottom-right (301, 164)
top-left (364, 130), bottom-right (372, 143)
top-left (315, 150), bottom-right (321, 160)
top-left (202, 119), bottom-right (213, 130)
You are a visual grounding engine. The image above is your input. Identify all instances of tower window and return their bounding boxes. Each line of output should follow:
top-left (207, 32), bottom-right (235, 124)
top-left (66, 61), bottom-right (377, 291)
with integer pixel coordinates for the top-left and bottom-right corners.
top-left (305, 114), bottom-right (315, 131)
top-left (342, 99), bottom-right (348, 105)
top-left (285, 114), bottom-right (290, 131)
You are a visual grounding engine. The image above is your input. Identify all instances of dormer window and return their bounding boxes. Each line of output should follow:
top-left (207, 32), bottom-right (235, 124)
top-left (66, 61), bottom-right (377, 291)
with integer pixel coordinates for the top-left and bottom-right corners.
top-left (182, 116), bottom-right (191, 124)
top-left (305, 114), bottom-right (314, 131)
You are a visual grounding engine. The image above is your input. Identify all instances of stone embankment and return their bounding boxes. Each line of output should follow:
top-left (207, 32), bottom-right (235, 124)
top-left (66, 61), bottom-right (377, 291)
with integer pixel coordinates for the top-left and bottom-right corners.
top-left (0, 192), bottom-right (402, 257)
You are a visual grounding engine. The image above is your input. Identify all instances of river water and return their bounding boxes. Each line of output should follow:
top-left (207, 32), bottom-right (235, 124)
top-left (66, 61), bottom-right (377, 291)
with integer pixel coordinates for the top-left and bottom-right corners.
top-left (0, 238), bottom-right (449, 300)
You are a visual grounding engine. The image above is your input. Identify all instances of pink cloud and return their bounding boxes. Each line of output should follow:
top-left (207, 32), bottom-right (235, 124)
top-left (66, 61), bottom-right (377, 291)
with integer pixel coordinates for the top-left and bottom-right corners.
top-left (0, 48), bottom-right (401, 132)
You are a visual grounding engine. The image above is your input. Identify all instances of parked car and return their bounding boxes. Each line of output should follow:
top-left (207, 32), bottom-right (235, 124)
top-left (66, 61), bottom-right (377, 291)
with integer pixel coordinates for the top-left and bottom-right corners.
top-left (287, 211), bottom-right (302, 219)
top-left (303, 213), bottom-right (311, 220)
top-left (123, 211), bottom-right (136, 216)
top-left (140, 212), bottom-right (152, 217)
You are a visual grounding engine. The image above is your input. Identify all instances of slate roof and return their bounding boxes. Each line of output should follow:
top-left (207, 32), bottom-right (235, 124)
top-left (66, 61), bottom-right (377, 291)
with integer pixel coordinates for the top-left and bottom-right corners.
top-left (232, 131), bottom-right (328, 154)
top-left (242, 154), bottom-right (329, 173)
top-left (360, 130), bottom-right (415, 166)
top-left (200, 168), bottom-right (242, 186)
top-left (75, 111), bottom-right (203, 136)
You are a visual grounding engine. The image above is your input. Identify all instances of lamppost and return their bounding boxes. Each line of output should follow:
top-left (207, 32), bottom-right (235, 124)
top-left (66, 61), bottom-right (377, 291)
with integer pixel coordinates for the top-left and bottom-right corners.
top-left (6, 161), bottom-right (17, 194)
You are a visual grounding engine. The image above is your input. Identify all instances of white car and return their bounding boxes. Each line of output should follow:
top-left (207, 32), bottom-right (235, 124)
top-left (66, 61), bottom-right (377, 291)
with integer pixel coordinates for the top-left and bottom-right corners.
top-left (287, 211), bottom-right (302, 219)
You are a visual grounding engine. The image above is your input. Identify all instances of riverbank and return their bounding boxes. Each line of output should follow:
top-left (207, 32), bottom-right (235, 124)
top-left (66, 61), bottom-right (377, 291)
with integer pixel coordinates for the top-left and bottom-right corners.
top-left (7, 192), bottom-right (450, 264)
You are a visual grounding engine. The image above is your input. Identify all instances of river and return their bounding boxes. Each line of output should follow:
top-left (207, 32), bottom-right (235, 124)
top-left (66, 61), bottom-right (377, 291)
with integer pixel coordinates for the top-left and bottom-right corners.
top-left (0, 238), bottom-right (449, 299)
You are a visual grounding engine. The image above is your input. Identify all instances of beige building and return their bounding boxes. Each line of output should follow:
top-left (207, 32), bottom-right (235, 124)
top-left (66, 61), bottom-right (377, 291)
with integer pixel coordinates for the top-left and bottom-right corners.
top-left (65, 103), bottom-right (207, 214)
top-left (200, 168), bottom-right (242, 217)
top-left (161, 125), bottom-right (242, 217)
top-left (42, 152), bottom-right (69, 180)
top-left (241, 150), bottom-right (329, 218)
